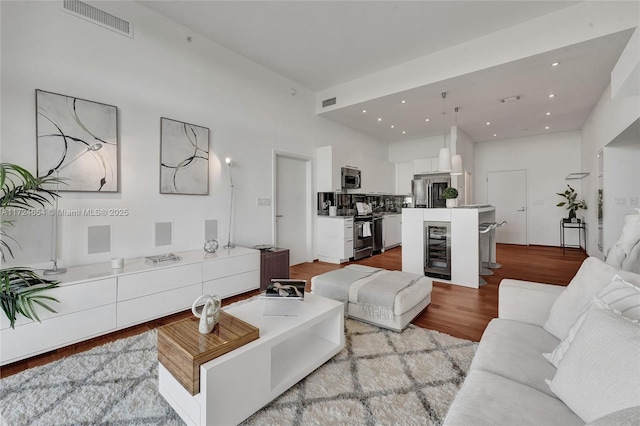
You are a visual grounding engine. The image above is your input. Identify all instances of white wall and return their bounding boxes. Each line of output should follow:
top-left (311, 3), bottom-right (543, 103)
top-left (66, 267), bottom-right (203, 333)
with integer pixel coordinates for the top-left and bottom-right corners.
top-left (388, 134), bottom-right (446, 164)
top-left (602, 122), bottom-right (640, 255)
top-left (581, 84), bottom-right (640, 258)
top-left (0, 1), bottom-right (387, 267)
top-left (474, 131), bottom-right (582, 246)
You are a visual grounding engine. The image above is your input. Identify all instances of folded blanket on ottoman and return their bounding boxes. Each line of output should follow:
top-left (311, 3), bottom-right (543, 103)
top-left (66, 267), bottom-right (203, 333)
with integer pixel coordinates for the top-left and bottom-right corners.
top-left (312, 265), bottom-right (381, 308)
top-left (357, 271), bottom-right (422, 320)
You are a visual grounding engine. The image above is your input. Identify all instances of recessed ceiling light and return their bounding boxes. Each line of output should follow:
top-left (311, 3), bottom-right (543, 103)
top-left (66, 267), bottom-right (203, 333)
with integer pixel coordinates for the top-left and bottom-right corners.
top-left (362, 110), bottom-right (367, 113)
top-left (493, 133), bottom-right (497, 137)
top-left (486, 122), bottom-right (491, 126)
top-left (401, 100), bottom-right (406, 104)
top-left (549, 94), bottom-right (555, 98)
top-left (377, 118), bottom-right (382, 122)
top-left (390, 125), bottom-right (395, 128)
top-left (546, 112), bottom-right (551, 116)
top-left (545, 126), bottom-right (550, 130)
top-left (425, 118), bottom-right (430, 122)
top-left (551, 62), bottom-right (560, 67)
top-left (402, 131), bottom-right (406, 134)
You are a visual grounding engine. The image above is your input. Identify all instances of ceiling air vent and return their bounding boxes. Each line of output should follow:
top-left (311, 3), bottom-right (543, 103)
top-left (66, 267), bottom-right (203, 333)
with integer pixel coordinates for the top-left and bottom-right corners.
top-left (62, 0), bottom-right (133, 38)
top-left (322, 97), bottom-right (337, 108)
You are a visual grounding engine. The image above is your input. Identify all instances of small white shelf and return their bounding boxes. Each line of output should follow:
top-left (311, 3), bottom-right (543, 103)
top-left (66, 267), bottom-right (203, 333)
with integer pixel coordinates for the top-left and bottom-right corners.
top-left (565, 172), bottom-right (590, 180)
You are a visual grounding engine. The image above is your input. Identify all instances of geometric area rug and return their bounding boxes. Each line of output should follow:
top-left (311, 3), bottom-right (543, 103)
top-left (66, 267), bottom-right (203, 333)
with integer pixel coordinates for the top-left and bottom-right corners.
top-left (0, 319), bottom-right (476, 426)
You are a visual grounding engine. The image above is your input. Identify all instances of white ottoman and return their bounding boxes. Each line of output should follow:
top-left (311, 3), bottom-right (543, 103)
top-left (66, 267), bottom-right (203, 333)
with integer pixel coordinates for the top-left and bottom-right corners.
top-left (311, 266), bottom-right (432, 331)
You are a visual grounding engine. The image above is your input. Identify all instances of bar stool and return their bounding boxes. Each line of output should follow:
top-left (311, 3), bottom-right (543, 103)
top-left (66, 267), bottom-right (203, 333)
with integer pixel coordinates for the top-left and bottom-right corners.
top-left (478, 223), bottom-right (496, 286)
top-left (481, 221), bottom-right (507, 269)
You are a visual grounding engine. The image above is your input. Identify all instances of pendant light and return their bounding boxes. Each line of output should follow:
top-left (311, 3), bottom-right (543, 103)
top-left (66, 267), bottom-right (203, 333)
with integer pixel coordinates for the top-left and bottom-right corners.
top-left (451, 106), bottom-right (464, 176)
top-left (438, 91), bottom-right (452, 172)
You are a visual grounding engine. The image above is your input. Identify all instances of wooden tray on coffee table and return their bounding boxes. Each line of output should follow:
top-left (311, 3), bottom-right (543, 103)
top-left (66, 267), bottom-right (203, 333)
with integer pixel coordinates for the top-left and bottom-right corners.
top-left (158, 311), bottom-right (259, 395)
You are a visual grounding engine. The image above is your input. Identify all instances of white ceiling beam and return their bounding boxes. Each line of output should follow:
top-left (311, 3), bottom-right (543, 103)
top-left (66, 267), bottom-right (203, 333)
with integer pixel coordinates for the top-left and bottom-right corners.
top-left (316, 1), bottom-right (639, 115)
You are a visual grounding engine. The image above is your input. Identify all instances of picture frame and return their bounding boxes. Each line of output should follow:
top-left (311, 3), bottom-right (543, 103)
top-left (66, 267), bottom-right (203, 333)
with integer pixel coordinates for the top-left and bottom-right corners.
top-left (36, 89), bottom-right (119, 192)
top-left (160, 117), bottom-right (210, 195)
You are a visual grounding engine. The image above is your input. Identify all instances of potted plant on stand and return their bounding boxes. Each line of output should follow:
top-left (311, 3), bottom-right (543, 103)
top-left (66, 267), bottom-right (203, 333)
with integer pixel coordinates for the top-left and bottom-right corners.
top-left (443, 187), bottom-right (459, 208)
top-left (556, 184), bottom-right (587, 223)
top-left (1, 163), bottom-right (62, 328)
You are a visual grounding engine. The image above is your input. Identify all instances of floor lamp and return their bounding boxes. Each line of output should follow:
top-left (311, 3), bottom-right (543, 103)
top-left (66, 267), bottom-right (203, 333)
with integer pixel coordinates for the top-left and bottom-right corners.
top-left (223, 157), bottom-right (235, 249)
top-left (44, 143), bottom-right (103, 275)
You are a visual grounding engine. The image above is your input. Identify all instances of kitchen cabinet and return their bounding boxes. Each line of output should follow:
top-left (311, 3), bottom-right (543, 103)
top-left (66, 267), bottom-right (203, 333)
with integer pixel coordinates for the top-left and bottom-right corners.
top-left (396, 162), bottom-right (413, 195)
top-left (317, 146), bottom-right (395, 194)
top-left (362, 158), bottom-right (395, 194)
top-left (317, 145), bottom-right (357, 192)
top-left (383, 214), bottom-right (402, 249)
top-left (413, 157), bottom-right (440, 175)
top-left (317, 216), bottom-right (354, 264)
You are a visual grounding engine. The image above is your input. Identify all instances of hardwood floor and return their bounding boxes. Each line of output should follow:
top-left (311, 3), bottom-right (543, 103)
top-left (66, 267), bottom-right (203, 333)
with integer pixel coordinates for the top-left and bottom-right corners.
top-left (1, 244), bottom-right (586, 378)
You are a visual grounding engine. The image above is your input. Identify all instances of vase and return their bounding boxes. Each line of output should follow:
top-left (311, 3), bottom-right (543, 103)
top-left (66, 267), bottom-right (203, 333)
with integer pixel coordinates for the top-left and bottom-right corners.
top-left (446, 198), bottom-right (457, 208)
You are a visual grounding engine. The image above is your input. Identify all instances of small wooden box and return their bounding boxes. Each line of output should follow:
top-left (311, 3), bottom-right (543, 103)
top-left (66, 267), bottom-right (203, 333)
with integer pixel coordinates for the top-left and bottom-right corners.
top-left (157, 311), bottom-right (259, 395)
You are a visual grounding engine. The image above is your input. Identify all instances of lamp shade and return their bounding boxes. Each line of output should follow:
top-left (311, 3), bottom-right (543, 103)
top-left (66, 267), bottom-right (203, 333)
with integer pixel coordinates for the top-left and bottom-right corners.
top-left (451, 154), bottom-right (463, 175)
top-left (438, 147), bottom-right (452, 172)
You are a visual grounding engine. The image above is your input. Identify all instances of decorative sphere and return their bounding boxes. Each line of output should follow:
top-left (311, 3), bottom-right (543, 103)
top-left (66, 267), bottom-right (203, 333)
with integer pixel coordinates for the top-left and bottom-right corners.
top-left (204, 239), bottom-right (219, 253)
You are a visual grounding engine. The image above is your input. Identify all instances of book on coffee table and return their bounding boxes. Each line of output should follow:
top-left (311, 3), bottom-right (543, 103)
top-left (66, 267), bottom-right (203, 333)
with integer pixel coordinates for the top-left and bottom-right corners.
top-left (262, 279), bottom-right (306, 316)
top-left (263, 279), bottom-right (306, 299)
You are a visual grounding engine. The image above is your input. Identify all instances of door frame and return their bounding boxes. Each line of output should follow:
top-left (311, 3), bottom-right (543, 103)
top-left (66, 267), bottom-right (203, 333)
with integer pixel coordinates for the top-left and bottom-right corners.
top-left (272, 150), bottom-right (314, 263)
top-left (487, 169), bottom-right (528, 245)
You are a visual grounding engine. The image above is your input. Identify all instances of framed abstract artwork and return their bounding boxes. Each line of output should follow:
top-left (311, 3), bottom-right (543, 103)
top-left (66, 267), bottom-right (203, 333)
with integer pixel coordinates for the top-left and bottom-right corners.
top-left (160, 117), bottom-right (210, 195)
top-left (36, 89), bottom-right (118, 192)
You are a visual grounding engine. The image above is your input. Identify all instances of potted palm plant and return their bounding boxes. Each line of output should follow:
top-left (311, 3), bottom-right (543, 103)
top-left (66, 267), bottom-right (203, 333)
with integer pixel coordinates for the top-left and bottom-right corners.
top-left (1, 163), bottom-right (62, 328)
top-left (556, 184), bottom-right (587, 222)
top-left (443, 187), bottom-right (459, 208)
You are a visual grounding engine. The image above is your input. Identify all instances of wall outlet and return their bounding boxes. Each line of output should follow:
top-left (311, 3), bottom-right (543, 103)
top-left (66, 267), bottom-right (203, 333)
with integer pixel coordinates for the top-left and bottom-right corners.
top-left (257, 198), bottom-right (271, 206)
top-left (615, 198), bottom-right (626, 205)
top-left (631, 197), bottom-right (638, 206)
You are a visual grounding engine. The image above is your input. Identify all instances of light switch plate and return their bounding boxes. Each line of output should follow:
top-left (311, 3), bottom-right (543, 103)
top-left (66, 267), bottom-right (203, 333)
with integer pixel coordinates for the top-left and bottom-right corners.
top-left (631, 197), bottom-right (638, 206)
top-left (257, 198), bottom-right (271, 206)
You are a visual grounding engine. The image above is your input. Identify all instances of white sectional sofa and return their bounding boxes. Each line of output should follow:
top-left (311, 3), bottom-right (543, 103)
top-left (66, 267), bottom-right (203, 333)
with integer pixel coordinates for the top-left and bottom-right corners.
top-left (443, 257), bottom-right (640, 425)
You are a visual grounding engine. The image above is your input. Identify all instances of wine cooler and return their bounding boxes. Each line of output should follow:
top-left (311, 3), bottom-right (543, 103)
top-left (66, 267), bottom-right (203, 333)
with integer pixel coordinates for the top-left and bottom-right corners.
top-left (424, 221), bottom-right (451, 280)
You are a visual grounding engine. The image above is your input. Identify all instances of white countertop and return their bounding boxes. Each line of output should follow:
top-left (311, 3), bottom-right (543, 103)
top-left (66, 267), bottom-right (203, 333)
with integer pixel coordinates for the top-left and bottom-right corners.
top-left (40, 246), bottom-right (259, 286)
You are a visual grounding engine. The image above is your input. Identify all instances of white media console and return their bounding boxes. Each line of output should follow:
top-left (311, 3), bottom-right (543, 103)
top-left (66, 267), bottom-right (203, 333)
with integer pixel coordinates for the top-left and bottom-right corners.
top-left (0, 247), bottom-right (260, 365)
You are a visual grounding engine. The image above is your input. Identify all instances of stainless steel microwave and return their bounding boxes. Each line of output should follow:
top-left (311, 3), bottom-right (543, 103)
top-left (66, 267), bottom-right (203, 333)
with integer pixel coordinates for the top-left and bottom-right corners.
top-left (341, 167), bottom-right (361, 189)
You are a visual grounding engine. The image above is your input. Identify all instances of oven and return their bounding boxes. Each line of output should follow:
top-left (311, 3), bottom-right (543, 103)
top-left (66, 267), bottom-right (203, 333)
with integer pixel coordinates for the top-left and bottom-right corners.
top-left (353, 215), bottom-right (373, 260)
top-left (424, 221), bottom-right (451, 280)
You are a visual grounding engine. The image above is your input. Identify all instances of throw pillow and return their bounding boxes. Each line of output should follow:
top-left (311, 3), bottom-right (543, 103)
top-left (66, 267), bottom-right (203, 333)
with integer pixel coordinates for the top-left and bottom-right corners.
top-left (544, 275), bottom-right (640, 367)
top-left (547, 300), bottom-right (640, 423)
top-left (622, 240), bottom-right (640, 273)
top-left (543, 257), bottom-right (640, 340)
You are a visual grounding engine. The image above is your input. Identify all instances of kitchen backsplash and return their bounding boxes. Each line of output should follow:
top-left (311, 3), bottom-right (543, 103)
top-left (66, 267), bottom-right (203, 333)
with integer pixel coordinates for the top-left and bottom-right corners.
top-left (317, 192), bottom-right (406, 215)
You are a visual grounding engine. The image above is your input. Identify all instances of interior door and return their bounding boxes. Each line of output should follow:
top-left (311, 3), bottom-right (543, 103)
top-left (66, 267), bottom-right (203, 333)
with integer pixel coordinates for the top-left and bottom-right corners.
top-left (275, 154), bottom-right (308, 265)
top-left (487, 170), bottom-right (527, 245)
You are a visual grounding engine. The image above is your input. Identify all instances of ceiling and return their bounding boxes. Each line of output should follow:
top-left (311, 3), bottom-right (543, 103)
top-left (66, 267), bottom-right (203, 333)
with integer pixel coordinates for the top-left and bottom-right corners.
top-left (141, 1), bottom-right (633, 144)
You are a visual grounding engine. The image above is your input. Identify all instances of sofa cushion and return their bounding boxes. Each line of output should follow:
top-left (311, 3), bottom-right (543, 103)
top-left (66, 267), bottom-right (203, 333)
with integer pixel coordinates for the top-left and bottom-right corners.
top-left (544, 257), bottom-right (640, 340)
top-left (470, 318), bottom-right (559, 397)
top-left (547, 301), bottom-right (640, 423)
top-left (585, 406), bottom-right (640, 426)
top-left (545, 275), bottom-right (640, 367)
top-left (442, 370), bottom-right (583, 426)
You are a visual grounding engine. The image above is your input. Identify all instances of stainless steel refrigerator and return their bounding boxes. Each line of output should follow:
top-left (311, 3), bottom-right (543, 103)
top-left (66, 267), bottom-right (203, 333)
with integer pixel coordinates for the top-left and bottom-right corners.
top-left (411, 175), bottom-right (451, 208)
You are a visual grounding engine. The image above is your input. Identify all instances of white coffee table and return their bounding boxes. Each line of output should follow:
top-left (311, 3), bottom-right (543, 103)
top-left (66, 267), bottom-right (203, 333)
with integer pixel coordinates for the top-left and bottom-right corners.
top-left (158, 293), bottom-right (345, 425)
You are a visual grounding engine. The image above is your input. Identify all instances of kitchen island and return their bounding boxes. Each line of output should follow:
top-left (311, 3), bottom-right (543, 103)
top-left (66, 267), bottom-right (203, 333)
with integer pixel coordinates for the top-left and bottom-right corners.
top-left (402, 206), bottom-right (496, 288)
